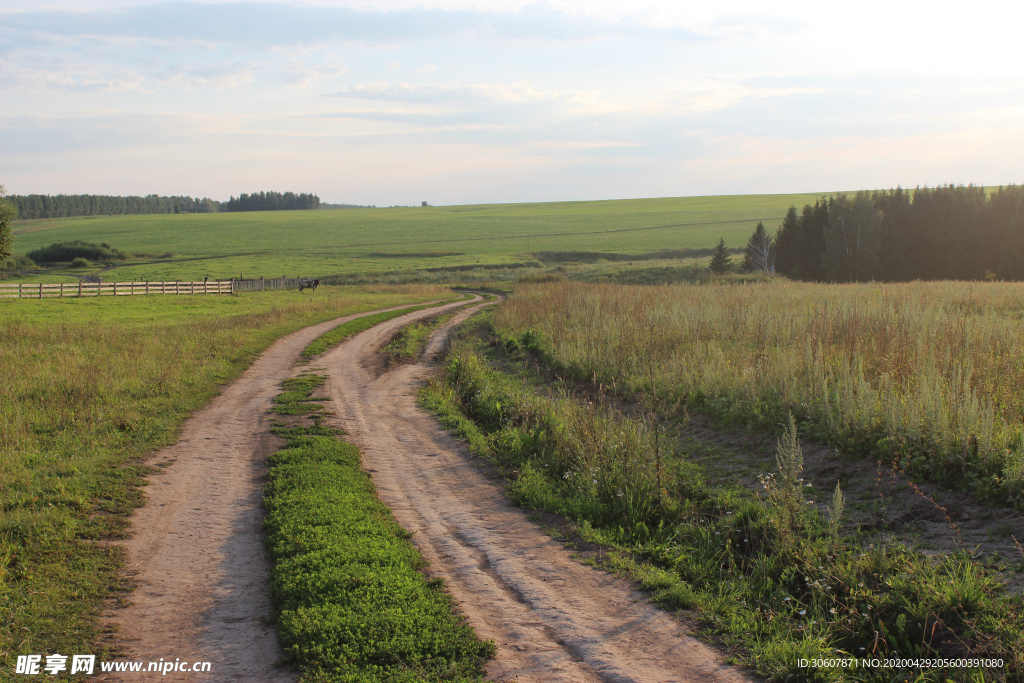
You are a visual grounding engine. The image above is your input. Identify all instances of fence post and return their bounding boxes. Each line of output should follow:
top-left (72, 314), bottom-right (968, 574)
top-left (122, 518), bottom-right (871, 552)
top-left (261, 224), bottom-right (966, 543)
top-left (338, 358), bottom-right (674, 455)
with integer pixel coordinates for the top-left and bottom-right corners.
top-left (114, 282), bottom-right (117, 296)
top-left (60, 283), bottom-right (63, 298)
top-left (146, 281), bottom-right (149, 295)
top-left (39, 284), bottom-right (43, 299)
top-left (78, 281), bottom-right (82, 297)
top-left (19, 283), bottom-right (22, 299)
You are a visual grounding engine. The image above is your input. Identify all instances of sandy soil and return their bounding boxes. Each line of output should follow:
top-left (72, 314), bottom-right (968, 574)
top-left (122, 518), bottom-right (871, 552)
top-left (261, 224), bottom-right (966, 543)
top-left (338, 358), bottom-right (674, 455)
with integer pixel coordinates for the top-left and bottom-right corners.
top-left (103, 299), bottom-right (460, 682)
top-left (319, 300), bottom-right (755, 683)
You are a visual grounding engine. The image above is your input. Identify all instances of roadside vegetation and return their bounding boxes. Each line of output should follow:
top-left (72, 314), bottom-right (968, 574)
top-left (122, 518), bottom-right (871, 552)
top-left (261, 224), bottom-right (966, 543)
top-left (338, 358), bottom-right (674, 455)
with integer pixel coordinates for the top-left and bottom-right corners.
top-left (0, 285), bottom-right (453, 671)
top-left (494, 281), bottom-right (1024, 508)
top-left (264, 374), bottom-right (495, 681)
top-left (422, 312), bottom-right (1024, 681)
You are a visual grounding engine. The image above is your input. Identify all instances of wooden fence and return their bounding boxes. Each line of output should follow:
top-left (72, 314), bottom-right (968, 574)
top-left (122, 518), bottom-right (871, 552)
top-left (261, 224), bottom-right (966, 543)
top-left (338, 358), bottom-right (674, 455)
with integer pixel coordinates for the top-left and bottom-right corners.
top-left (231, 277), bottom-right (303, 293)
top-left (0, 280), bottom-right (233, 299)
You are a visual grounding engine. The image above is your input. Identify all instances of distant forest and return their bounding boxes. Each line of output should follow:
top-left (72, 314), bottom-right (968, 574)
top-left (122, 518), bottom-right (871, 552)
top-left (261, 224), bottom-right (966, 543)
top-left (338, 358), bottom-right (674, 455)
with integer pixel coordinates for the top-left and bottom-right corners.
top-left (8, 190), bottom-right (323, 219)
top-left (9, 194), bottom-right (222, 219)
top-left (222, 191), bottom-right (319, 212)
top-left (774, 184), bottom-right (1024, 282)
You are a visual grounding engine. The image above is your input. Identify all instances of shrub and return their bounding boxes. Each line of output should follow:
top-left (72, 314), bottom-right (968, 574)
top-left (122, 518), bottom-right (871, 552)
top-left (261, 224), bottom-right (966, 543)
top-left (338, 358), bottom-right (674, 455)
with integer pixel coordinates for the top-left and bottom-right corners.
top-left (70, 257), bottom-right (92, 268)
top-left (1, 254), bottom-right (36, 271)
top-left (27, 240), bottom-right (128, 264)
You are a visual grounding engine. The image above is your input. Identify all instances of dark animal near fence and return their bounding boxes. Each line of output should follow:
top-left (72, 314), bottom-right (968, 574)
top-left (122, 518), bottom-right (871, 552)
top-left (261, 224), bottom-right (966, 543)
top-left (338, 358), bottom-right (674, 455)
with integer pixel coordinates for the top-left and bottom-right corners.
top-left (299, 278), bottom-right (322, 293)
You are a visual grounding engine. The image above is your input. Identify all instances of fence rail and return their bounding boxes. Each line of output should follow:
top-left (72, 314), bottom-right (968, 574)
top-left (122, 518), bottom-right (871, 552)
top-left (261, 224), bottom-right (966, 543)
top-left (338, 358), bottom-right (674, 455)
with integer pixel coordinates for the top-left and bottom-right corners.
top-left (0, 280), bottom-right (233, 299)
top-left (231, 277), bottom-right (303, 293)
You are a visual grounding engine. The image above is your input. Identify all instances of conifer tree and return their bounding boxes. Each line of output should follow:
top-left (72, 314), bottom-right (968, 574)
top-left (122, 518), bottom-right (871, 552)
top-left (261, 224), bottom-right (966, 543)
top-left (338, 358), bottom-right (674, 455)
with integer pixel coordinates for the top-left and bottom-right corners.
top-left (824, 192), bottom-right (882, 281)
top-left (0, 185), bottom-right (17, 262)
top-left (742, 221), bottom-right (775, 273)
top-left (709, 237), bottom-right (732, 274)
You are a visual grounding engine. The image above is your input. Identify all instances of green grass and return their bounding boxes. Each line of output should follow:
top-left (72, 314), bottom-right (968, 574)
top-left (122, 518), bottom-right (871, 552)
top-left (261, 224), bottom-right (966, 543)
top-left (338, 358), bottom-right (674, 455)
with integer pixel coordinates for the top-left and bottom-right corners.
top-left (0, 284), bottom-right (452, 672)
top-left (5, 193), bottom-right (828, 283)
top-left (381, 311), bottom-right (459, 365)
top-left (264, 375), bottom-right (495, 682)
top-left (421, 315), bottom-right (1024, 682)
top-left (300, 293), bottom-right (472, 360)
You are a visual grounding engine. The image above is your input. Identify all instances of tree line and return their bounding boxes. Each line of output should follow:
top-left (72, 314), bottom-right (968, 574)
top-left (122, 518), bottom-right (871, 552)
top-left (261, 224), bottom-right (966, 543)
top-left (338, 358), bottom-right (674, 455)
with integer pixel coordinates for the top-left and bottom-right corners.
top-left (8, 194), bottom-right (222, 219)
top-left (720, 184), bottom-right (1024, 281)
top-left (6, 190), bottom-right (325, 219)
top-left (222, 191), bottom-right (319, 212)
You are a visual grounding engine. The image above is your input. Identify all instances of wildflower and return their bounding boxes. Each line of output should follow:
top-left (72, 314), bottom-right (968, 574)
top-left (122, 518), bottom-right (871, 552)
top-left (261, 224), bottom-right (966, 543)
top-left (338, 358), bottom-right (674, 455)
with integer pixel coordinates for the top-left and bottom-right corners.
top-left (830, 608), bottom-right (836, 614)
top-left (784, 597), bottom-right (791, 601)
top-left (799, 610), bottom-right (806, 616)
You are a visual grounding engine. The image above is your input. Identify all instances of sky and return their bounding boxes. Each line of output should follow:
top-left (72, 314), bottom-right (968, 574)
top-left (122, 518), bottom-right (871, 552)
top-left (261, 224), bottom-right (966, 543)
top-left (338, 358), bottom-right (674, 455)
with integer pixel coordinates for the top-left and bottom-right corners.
top-left (1, 0), bottom-right (1022, 206)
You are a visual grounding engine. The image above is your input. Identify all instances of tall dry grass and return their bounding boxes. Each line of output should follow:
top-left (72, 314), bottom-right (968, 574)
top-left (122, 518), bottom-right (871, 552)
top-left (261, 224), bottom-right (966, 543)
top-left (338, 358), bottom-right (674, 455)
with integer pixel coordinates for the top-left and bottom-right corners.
top-left (494, 281), bottom-right (1024, 501)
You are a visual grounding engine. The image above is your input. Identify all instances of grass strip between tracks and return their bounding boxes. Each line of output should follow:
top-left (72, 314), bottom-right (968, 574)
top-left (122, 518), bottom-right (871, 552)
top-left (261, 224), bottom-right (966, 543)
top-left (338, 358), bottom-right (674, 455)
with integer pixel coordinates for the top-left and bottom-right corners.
top-left (300, 293), bottom-right (473, 360)
top-left (264, 374), bottom-right (495, 682)
top-left (420, 314), bottom-right (1024, 683)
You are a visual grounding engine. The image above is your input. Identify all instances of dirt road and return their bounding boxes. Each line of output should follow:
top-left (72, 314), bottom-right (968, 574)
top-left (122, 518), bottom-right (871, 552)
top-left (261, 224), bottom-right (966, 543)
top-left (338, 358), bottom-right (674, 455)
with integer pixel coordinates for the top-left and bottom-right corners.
top-left (105, 299), bottom-right (470, 682)
top-left (109, 294), bottom-right (752, 683)
top-left (320, 301), bottom-right (753, 683)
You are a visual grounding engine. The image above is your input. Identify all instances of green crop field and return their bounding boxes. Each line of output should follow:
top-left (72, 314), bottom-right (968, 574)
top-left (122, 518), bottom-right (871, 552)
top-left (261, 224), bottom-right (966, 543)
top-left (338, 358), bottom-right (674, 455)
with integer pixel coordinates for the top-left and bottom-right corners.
top-left (6, 193), bottom-right (828, 283)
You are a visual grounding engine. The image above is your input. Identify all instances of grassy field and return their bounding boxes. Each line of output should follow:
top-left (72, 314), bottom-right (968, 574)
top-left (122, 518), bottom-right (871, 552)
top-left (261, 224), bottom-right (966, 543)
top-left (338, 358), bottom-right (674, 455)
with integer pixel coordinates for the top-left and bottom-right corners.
top-left (0, 285), bottom-right (453, 672)
top-left (4, 193), bottom-right (826, 283)
top-left (493, 281), bottom-right (1024, 505)
top-left (423, 312), bottom-right (1024, 682)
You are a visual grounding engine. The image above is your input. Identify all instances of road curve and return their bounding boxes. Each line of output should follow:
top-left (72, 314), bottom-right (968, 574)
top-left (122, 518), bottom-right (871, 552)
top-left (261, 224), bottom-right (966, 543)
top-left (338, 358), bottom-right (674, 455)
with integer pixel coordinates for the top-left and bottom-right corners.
top-left (320, 300), bottom-right (756, 683)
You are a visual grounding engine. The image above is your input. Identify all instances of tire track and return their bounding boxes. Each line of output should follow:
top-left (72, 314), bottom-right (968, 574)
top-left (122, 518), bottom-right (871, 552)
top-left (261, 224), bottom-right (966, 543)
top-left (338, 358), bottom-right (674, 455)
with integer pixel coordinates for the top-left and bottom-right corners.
top-left (104, 297), bottom-right (470, 682)
top-left (320, 300), bottom-right (756, 683)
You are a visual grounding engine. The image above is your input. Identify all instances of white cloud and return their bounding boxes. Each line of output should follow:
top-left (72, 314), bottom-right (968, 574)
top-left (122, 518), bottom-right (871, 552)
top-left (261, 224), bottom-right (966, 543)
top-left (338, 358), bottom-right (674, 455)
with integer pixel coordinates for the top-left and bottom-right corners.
top-left (1, 0), bottom-right (1022, 202)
